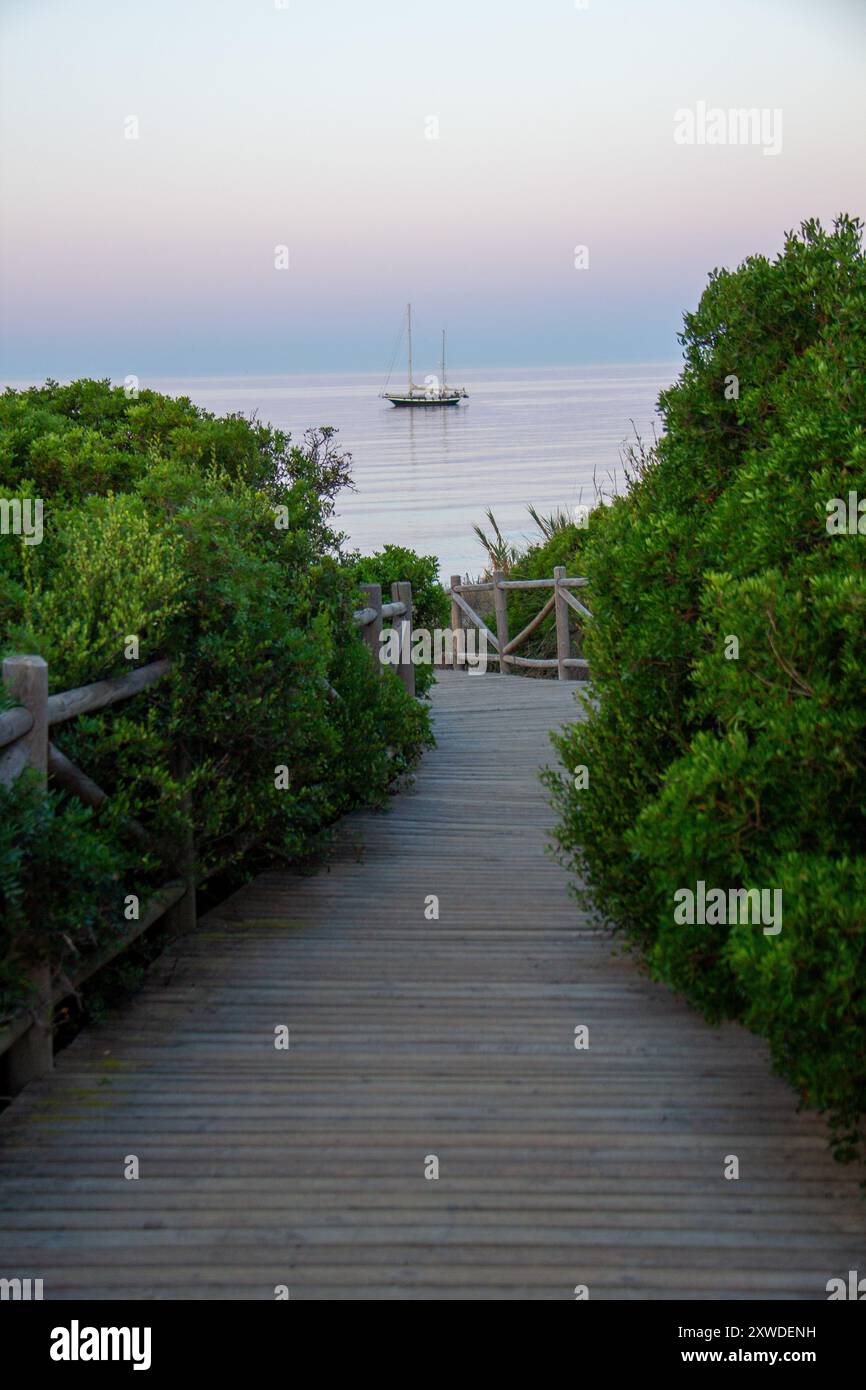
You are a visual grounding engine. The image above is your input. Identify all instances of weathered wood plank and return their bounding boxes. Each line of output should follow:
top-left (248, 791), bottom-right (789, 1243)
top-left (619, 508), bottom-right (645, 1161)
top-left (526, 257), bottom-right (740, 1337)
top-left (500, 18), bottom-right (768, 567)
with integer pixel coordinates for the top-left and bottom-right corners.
top-left (559, 585), bottom-right (593, 621)
top-left (45, 659), bottom-right (171, 727)
top-left (502, 593), bottom-right (555, 656)
top-left (0, 670), bottom-right (863, 1300)
top-left (450, 591), bottom-right (499, 650)
top-left (47, 742), bottom-right (108, 809)
top-left (0, 703), bottom-right (33, 750)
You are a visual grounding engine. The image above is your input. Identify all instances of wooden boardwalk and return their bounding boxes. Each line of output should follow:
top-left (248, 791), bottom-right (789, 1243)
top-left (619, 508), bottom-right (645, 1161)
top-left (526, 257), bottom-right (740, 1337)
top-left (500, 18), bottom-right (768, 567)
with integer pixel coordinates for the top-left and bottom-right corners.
top-left (0, 670), bottom-right (863, 1299)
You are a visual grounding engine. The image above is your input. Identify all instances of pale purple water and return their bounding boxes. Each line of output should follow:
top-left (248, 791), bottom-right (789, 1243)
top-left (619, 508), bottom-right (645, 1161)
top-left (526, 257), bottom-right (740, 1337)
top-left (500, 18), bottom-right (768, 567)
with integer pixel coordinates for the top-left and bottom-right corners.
top-left (23, 364), bottom-right (680, 579)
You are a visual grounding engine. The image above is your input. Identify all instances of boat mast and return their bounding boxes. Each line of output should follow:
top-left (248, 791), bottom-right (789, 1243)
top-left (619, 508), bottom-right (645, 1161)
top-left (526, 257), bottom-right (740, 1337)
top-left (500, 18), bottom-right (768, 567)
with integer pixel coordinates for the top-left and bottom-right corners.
top-left (441, 329), bottom-right (446, 396)
top-left (407, 303), bottom-right (413, 397)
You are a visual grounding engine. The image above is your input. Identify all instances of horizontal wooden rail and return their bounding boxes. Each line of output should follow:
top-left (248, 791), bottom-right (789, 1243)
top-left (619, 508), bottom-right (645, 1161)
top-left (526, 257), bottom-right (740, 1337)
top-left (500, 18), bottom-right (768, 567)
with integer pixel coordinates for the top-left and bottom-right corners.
top-left (45, 659), bottom-right (172, 727)
top-left (381, 599), bottom-right (407, 621)
top-left (494, 576), bottom-right (589, 591)
top-left (509, 655), bottom-right (590, 670)
top-left (0, 704), bottom-right (34, 750)
top-left (354, 599), bottom-right (407, 627)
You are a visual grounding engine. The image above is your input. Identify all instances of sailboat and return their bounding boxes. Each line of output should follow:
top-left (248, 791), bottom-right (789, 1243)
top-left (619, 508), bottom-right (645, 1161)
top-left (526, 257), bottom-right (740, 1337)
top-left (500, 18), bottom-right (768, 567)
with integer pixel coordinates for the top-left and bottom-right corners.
top-left (381, 303), bottom-right (468, 406)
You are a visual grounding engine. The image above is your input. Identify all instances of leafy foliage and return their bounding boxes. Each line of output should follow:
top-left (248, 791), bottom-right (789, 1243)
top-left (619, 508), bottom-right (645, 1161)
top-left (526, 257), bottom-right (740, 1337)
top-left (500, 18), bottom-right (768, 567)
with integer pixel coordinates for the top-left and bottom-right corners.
top-left (545, 216), bottom-right (866, 1162)
top-left (0, 772), bottom-right (127, 1021)
top-left (0, 381), bottom-right (432, 1019)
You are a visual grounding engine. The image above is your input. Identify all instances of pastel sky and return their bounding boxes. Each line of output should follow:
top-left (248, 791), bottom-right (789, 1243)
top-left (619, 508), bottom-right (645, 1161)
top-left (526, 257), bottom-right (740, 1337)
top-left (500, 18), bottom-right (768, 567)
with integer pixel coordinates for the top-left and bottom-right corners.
top-left (1, 0), bottom-right (864, 377)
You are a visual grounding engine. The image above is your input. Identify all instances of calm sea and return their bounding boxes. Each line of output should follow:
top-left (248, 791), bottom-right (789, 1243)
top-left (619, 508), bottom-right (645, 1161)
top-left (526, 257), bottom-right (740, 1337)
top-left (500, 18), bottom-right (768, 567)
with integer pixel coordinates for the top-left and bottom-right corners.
top-left (116, 365), bottom-right (680, 578)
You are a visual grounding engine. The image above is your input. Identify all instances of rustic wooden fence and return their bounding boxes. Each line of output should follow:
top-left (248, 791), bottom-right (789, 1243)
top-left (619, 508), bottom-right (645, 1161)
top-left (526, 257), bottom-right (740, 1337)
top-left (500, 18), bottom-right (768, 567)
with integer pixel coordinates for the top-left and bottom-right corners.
top-left (448, 569), bottom-right (591, 678)
top-left (0, 581), bottom-right (414, 1095)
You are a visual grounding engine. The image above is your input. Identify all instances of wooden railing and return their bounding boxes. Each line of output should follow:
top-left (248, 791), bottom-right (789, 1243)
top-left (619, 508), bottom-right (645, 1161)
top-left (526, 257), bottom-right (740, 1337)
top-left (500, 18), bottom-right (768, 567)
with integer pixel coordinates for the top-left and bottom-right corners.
top-left (448, 569), bottom-right (590, 678)
top-left (355, 581), bottom-right (414, 697)
top-left (0, 581), bottom-right (414, 1094)
top-left (0, 653), bottom-right (189, 1095)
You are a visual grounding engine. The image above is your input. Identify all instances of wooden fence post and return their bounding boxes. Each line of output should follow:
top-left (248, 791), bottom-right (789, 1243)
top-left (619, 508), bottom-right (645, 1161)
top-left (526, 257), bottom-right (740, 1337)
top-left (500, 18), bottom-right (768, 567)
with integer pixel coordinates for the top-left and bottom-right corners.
top-left (554, 566), bottom-right (578, 681)
top-left (449, 575), bottom-right (465, 672)
top-left (360, 583), bottom-right (383, 673)
top-left (492, 571), bottom-right (512, 676)
top-left (1, 654), bottom-right (54, 1093)
top-left (390, 581), bottom-right (415, 697)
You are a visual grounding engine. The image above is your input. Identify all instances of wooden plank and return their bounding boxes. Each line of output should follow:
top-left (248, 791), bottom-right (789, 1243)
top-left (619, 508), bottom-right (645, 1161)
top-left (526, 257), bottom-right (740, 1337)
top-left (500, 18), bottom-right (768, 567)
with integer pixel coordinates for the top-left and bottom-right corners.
top-left (45, 659), bottom-right (171, 727)
top-left (1, 670), bottom-right (864, 1299)
top-left (0, 703), bottom-right (33, 750)
top-left (450, 591), bottom-right (499, 651)
top-left (503, 593), bottom-right (555, 656)
top-left (47, 742), bottom-right (108, 809)
top-left (497, 578), bottom-right (588, 591)
top-left (355, 600), bottom-right (406, 625)
top-left (47, 742), bottom-right (150, 845)
top-left (0, 737), bottom-right (29, 788)
top-left (497, 578), bottom-right (555, 590)
top-left (559, 586), bottom-right (592, 621)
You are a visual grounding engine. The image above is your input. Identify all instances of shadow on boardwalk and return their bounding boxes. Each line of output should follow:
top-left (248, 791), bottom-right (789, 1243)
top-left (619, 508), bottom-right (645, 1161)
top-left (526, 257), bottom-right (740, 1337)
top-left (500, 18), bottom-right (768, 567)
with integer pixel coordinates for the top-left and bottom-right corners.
top-left (0, 671), bottom-right (863, 1299)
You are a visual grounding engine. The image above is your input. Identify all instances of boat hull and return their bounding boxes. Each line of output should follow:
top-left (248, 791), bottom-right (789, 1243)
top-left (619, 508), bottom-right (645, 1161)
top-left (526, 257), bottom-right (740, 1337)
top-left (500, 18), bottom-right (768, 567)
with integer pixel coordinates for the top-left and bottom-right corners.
top-left (384, 393), bottom-right (466, 407)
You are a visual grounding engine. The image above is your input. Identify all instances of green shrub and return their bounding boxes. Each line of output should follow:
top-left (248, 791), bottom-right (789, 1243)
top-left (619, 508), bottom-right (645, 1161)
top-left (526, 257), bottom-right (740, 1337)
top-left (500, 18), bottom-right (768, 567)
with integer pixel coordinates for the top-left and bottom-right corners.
top-left (0, 381), bottom-right (432, 1019)
top-left (0, 772), bottom-right (128, 1021)
top-left (546, 215), bottom-right (866, 1163)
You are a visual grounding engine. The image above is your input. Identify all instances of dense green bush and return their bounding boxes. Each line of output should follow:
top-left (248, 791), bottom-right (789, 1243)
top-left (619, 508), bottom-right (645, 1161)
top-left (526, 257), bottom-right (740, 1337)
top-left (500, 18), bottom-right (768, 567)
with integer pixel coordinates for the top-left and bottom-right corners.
top-left (546, 216), bottom-right (866, 1163)
top-left (0, 771), bottom-right (128, 1015)
top-left (0, 381), bottom-right (432, 1022)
